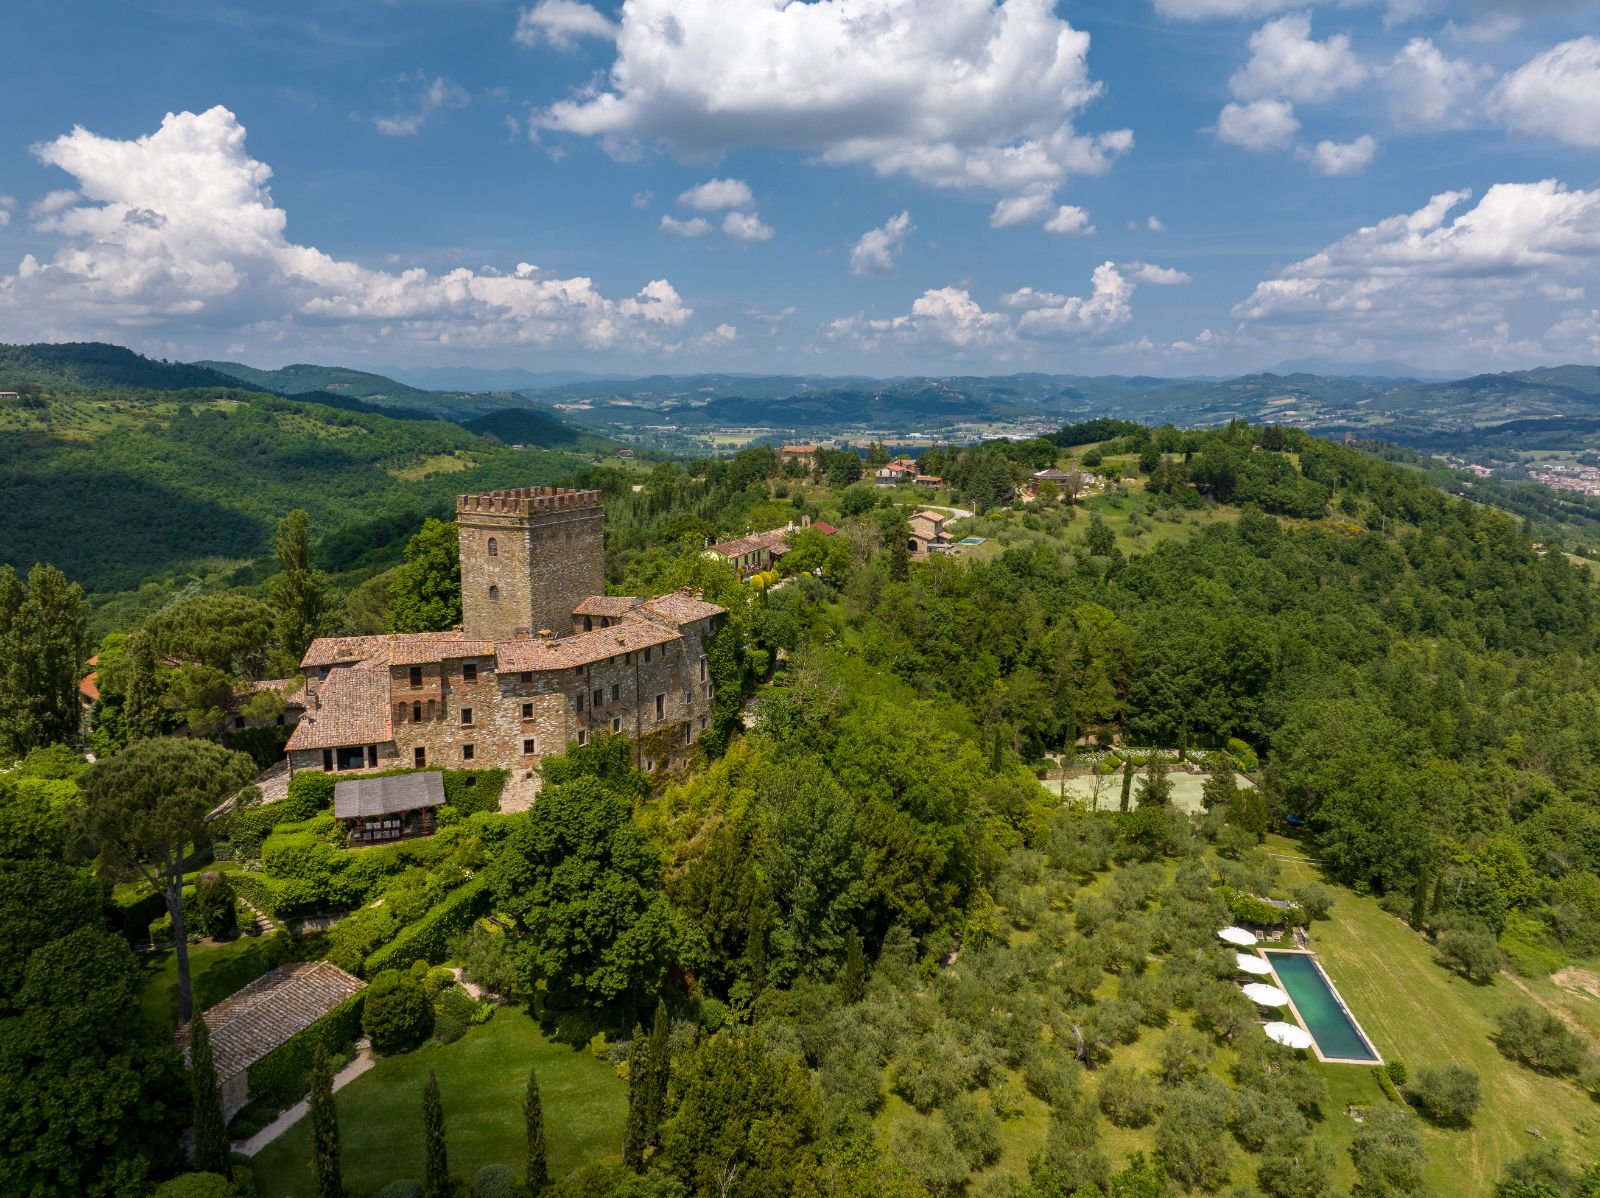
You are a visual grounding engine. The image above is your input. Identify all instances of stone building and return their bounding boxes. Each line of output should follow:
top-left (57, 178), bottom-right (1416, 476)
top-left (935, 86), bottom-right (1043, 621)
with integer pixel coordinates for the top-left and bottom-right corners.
top-left (286, 487), bottom-right (725, 780)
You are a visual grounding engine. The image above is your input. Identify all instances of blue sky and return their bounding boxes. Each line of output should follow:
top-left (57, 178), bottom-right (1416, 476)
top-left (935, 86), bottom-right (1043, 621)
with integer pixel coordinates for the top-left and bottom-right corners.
top-left (3, 0), bottom-right (1599, 377)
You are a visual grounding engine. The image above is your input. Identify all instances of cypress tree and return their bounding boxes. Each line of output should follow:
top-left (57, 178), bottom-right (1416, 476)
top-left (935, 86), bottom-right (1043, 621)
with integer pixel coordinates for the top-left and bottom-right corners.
top-left (1136, 753), bottom-right (1173, 808)
top-left (645, 1000), bottom-right (670, 1147)
top-left (990, 728), bottom-right (1004, 773)
top-left (1410, 871), bottom-right (1429, 931)
top-left (189, 1012), bottom-right (230, 1176)
top-left (839, 929), bottom-right (867, 1004)
top-left (422, 1071), bottom-right (448, 1198)
top-left (622, 1022), bottom-right (649, 1171)
top-left (309, 1044), bottom-right (342, 1198)
top-left (1430, 874), bottom-right (1446, 920)
top-left (1120, 758), bottom-right (1134, 813)
top-left (524, 1066), bottom-right (549, 1195)
top-left (124, 630), bottom-right (165, 742)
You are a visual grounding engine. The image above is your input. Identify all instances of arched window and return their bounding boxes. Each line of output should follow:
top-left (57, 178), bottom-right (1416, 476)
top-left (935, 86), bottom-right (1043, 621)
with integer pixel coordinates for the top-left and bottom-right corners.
top-left (411, 702), bottom-right (422, 722)
top-left (487, 537), bottom-right (498, 557)
top-left (489, 584), bottom-right (500, 601)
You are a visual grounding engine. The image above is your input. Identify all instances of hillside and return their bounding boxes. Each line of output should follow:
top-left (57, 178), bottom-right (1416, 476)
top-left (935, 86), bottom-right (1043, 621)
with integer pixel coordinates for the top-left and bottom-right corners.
top-left (0, 383), bottom-right (597, 603)
top-left (0, 342), bottom-right (245, 392)
top-left (195, 359), bottom-right (541, 420)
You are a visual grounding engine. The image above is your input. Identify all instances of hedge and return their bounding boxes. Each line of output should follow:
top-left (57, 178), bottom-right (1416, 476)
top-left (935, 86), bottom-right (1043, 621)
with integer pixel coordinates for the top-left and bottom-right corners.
top-left (364, 873), bottom-right (493, 978)
top-left (230, 871), bottom-right (291, 920)
top-left (245, 990), bottom-right (366, 1112)
top-left (109, 888), bottom-right (169, 943)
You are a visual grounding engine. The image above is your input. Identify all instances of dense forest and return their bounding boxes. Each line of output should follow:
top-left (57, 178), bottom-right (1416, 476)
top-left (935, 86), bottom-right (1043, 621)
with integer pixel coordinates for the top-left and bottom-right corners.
top-left (7, 413), bottom-right (1600, 1197)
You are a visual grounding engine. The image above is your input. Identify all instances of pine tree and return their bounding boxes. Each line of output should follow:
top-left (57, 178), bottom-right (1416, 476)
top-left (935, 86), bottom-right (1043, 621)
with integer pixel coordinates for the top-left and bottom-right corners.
top-left (189, 1013), bottom-right (230, 1176)
top-left (1120, 758), bottom-right (1134, 813)
top-left (645, 1001), bottom-right (670, 1147)
top-left (623, 1022), bottom-right (650, 1171)
top-left (123, 630), bottom-right (166, 743)
top-left (268, 509), bottom-right (332, 660)
top-left (1410, 871), bottom-right (1429, 931)
top-left (422, 1071), bottom-right (449, 1198)
top-left (1136, 753), bottom-right (1173, 807)
top-left (524, 1066), bottom-right (549, 1195)
top-left (309, 1045), bottom-right (342, 1198)
top-left (839, 929), bottom-right (867, 1003)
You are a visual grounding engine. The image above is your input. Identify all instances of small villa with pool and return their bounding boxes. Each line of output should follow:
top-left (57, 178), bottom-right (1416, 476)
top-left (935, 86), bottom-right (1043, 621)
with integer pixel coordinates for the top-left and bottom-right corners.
top-left (1222, 925), bottom-right (1381, 1063)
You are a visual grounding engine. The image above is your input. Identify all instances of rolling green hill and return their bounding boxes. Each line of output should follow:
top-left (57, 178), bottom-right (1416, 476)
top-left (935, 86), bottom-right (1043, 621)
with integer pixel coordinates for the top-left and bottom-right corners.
top-left (196, 359), bottom-right (537, 419)
top-left (0, 342), bottom-right (245, 392)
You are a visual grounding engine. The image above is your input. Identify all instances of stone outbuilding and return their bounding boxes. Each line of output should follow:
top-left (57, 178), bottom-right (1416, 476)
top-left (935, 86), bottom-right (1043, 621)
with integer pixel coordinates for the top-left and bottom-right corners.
top-left (335, 771), bottom-right (446, 846)
top-left (180, 961), bottom-right (365, 1119)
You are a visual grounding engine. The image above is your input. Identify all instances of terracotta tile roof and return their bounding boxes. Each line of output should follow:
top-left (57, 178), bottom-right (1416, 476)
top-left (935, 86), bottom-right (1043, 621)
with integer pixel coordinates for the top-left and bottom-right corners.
top-left (913, 510), bottom-right (947, 523)
top-left (182, 961), bottom-right (365, 1083)
top-left (286, 661), bottom-right (394, 750)
top-left (710, 529), bottom-right (789, 559)
top-left (639, 591), bottom-right (725, 626)
top-left (811, 521), bottom-right (838, 536)
top-left (779, 444), bottom-right (819, 454)
top-left (1031, 468), bottom-right (1072, 481)
top-left (573, 596), bottom-right (643, 618)
top-left (497, 620), bottom-right (682, 672)
top-left (79, 656), bottom-right (100, 704)
top-left (387, 636), bottom-right (497, 666)
top-left (300, 635), bottom-right (395, 670)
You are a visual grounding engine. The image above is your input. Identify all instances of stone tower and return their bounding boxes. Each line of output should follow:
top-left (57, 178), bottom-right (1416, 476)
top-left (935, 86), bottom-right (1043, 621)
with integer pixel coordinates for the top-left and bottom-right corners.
top-left (456, 487), bottom-right (605, 642)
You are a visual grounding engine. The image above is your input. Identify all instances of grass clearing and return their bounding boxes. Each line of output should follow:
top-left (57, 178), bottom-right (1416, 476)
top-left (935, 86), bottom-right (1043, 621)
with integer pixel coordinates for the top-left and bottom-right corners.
top-left (250, 1007), bottom-right (625, 1197)
top-left (1271, 836), bottom-right (1600, 1194)
top-left (389, 452), bottom-right (476, 481)
top-left (140, 932), bottom-right (287, 1033)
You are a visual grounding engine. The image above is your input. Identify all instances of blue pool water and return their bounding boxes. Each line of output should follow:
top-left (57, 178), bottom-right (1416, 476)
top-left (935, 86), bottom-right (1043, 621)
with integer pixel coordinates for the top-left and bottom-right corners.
top-left (1264, 950), bottom-right (1380, 1062)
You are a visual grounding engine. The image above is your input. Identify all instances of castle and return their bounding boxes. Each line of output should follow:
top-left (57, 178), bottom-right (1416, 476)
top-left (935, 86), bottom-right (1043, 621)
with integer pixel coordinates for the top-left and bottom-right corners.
top-left (285, 487), bottom-right (725, 781)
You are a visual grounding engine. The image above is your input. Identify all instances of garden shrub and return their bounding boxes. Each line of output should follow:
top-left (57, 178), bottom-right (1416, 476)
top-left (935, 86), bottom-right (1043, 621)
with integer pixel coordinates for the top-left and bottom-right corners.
top-left (228, 725), bottom-right (292, 771)
top-left (362, 969), bottom-right (434, 1054)
top-left (471, 1164), bottom-right (517, 1198)
top-left (152, 1173), bottom-right (233, 1198)
top-left (450, 925), bottom-right (519, 998)
top-left (1225, 738), bottom-right (1259, 772)
top-left (285, 771), bottom-right (336, 813)
top-left (1385, 1060), bottom-right (1408, 1086)
top-left (245, 992), bottom-right (365, 1112)
top-left (364, 873), bottom-right (493, 977)
top-left (229, 872), bottom-right (289, 919)
top-left (194, 871), bottom-right (239, 939)
top-left (1372, 1066), bottom-right (1405, 1105)
top-left (442, 768), bottom-right (509, 816)
top-left (375, 1182), bottom-right (423, 1198)
top-left (109, 887), bottom-right (169, 943)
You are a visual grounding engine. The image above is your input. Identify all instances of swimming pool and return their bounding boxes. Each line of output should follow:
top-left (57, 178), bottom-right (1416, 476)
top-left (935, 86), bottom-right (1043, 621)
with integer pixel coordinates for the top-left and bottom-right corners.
top-left (1263, 950), bottom-right (1381, 1063)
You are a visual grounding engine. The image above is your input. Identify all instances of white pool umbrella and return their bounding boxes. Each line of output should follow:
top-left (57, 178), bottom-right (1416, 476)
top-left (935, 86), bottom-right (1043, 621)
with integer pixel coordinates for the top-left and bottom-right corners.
top-left (1242, 983), bottom-right (1290, 1007)
top-left (1264, 1022), bottom-right (1315, 1050)
top-left (1218, 926), bottom-right (1258, 947)
top-left (1237, 953), bottom-right (1273, 976)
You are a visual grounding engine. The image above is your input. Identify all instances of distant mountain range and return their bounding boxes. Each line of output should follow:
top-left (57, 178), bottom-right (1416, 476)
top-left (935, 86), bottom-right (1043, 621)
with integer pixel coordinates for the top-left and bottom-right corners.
top-left (9, 341), bottom-right (1600, 454)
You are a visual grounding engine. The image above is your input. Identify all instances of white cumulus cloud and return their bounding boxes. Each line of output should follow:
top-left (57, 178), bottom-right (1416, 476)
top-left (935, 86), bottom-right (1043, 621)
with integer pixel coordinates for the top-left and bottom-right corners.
top-left (1, 107), bottom-right (695, 354)
top-left (1232, 180), bottom-right (1600, 359)
top-left (1381, 39), bottom-right (1489, 128)
top-left (990, 194), bottom-right (1093, 234)
top-left (722, 211), bottom-right (774, 242)
top-left (535, 0), bottom-right (1132, 199)
top-left (1307, 134), bottom-right (1377, 175)
top-left (1214, 99), bottom-right (1300, 149)
top-left (1230, 14), bottom-right (1368, 105)
top-left (1044, 205), bottom-right (1094, 235)
top-left (1123, 261), bottom-right (1193, 285)
top-left (29, 189), bottom-right (79, 219)
top-left (849, 211), bottom-right (914, 274)
top-left (1490, 36), bottom-right (1600, 149)
top-left (660, 215), bottom-right (713, 237)
top-left (514, 0), bottom-right (618, 50)
top-left (678, 178), bottom-right (755, 211)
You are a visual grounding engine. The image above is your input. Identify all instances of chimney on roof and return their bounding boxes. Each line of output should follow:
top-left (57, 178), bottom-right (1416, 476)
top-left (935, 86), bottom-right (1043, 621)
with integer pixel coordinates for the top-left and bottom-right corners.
top-left (513, 626), bottom-right (531, 640)
top-left (694, 588), bottom-right (704, 601)
top-left (536, 628), bottom-right (554, 640)
top-left (680, 586), bottom-right (692, 595)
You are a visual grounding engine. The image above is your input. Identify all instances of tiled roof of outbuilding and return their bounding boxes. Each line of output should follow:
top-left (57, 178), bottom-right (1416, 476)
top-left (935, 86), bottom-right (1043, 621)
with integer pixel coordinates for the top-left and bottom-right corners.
top-left (496, 620), bottom-right (681, 672)
top-left (640, 591), bottom-right (724, 626)
top-left (573, 596), bottom-right (643, 617)
top-left (181, 962), bottom-right (365, 1083)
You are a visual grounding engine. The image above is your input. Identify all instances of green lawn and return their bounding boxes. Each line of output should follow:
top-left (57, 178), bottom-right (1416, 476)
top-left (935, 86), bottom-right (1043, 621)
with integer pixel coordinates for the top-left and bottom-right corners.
top-left (140, 932), bottom-right (289, 1033)
top-left (250, 1008), bottom-right (626, 1198)
top-left (1272, 837), bottom-right (1600, 1195)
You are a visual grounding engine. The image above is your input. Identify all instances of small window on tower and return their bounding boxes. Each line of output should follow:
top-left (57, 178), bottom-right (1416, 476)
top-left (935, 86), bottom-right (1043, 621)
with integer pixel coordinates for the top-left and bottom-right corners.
top-left (409, 666), bottom-right (423, 688)
top-left (523, 738), bottom-right (537, 755)
top-left (593, 688), bottom-right (603, 708)
top-left (521, 702), bottom-right (534, 719)
top-left (577, 730), bottom-right (588, 746)
top-left (462, 743), bottom-right (475, 762)
top-left (611, 684), bottom-right (619, 703)
top-left (612, 717), bottom-right (621, 733)
top-left (655, 693), bottom-right (665, 720)
top-left (411, 702), bottom-right (422, 722)
top-left (487, 537), bottom-right (498, 557)
top-left (489, 585), bottom-right (500, 602)
top-left (520, 672), bottom-right (532, 684)
top-left (460, 707), bottom-right (474, 727)
top-left (463, 663), bottom-right (478, 684)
